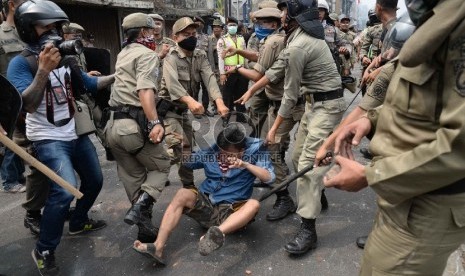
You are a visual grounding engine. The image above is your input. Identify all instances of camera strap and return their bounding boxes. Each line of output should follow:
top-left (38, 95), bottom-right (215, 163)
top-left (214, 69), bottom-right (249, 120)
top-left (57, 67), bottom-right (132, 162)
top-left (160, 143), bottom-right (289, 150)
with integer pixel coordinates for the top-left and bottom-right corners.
top-left (45, 70), bottom-right (75, 127)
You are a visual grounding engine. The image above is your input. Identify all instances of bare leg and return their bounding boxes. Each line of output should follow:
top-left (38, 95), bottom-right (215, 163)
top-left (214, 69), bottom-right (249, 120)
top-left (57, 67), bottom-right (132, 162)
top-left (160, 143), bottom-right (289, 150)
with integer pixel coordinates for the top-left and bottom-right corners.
top-left (218, 199), bottom-right (260, 234)
top-left (134, 188), bottom-right (197, 258)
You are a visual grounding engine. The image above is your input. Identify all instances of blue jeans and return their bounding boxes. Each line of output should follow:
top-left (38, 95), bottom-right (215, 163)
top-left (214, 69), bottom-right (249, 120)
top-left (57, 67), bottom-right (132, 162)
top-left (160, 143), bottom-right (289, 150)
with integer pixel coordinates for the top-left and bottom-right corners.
top-left (0, 148), bottom-right (25, 188)
top-left (33, 136), bottom-right (103, 252)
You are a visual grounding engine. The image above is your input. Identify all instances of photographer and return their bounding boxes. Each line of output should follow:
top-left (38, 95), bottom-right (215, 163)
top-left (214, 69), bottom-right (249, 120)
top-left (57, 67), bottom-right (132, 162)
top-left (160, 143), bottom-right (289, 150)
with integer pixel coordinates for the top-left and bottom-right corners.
top-left (7, 1), bottom-right (113, 274)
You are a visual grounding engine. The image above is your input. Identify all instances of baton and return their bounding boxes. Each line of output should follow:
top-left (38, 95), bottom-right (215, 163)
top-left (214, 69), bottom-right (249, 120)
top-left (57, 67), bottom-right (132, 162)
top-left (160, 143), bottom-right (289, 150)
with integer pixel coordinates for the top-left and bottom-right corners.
top-left (259, 152), bottom-right (333, 202)
top-left (0, 132), bottom-right (83, 199)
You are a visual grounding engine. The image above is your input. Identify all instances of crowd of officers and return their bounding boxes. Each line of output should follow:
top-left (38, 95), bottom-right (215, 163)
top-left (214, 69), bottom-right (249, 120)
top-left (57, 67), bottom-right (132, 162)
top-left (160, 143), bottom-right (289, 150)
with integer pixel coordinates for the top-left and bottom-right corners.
top-left (1, 0), bottom-right (465, 275)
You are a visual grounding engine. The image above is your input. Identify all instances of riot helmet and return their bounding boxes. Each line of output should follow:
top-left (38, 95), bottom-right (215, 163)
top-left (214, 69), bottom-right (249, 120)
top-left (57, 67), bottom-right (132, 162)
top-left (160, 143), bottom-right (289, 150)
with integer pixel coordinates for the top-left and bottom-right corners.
top-left (14, 0), bottom-right (69, 44)
top-left (368, 8), bottom-right (380, 25)
top-left (318, 0), bottom-right (329, 11)
top-left (380, 12), bottom-right (416, 62)
top-left (278, 0), bottom-right (323, 39)
top-left (405, 0), bottom-right (438, 26)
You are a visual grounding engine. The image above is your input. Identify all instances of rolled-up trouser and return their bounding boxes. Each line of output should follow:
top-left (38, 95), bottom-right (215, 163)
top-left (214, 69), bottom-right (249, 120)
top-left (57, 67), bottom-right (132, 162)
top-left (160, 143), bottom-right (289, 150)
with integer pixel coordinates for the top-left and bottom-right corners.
top-left (262, 103), bottom-right (304, 187)
top-left (248, 91), bottom-right (269, 138)
top-left (163, 112), bottom-right (194, 187)
top-left (106, 117), bottom-right (170, 202)
top-left (360, 193), bottom-right (465, 275)
top-left (292, 99), bottom-right (345, 219)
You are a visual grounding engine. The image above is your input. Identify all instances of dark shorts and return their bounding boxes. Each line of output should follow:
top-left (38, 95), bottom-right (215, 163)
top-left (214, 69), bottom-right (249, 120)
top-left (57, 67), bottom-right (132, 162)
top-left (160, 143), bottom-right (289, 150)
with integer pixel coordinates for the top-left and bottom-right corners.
top-left (183, 188), bottom-right (246, 229)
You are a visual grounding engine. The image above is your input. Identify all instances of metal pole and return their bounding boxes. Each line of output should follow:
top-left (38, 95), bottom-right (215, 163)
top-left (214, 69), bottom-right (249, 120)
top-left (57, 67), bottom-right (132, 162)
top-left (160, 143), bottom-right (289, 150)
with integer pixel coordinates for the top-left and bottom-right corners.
top-left (237, 0), bottom-right (239, 20)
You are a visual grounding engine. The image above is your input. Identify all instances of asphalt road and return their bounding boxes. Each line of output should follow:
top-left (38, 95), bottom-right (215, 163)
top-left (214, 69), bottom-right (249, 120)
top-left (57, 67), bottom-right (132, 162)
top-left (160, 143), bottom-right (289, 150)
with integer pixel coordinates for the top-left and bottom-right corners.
top-left (0, 84), bottom-right (384, 276)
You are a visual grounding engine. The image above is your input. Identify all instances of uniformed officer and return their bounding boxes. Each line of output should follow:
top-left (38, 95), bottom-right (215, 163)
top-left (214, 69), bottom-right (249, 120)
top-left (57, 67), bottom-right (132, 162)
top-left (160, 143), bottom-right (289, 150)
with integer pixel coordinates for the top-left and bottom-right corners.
top-left (159, 17), bottom-right (229, 188)
top-left (359, 9), bottom-right (383, 68)
top-left (318, 0), bottom-right (340, 53)
top-left (266, 0), bottom-right (345, 255)
top-left (148, 13), bottom-right (175, 90)
top-left (246, 0), bottom-right (278, 138)
top-left (193, 16), bottom-right (213, 117)
top-left (62, 22), bottom-right (102, 77)
top-left (325, 1), bottom-right (465, 274)
top-left (224, 7), bottom-right (304, 221)
top-left (106, 13), bottom-right (170, 243)
top-left (207, 19), bottom-right (223, 84)
top-left (218, 16), bottom-right (248, 122)
top-left (337, 14), bottom-right (356, 77)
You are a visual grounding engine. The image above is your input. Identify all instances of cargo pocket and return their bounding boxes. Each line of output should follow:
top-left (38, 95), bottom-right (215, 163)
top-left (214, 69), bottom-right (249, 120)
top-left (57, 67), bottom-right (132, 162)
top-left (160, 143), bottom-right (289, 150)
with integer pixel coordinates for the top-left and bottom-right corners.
top-left (116, 119), bottom-right (144, 154)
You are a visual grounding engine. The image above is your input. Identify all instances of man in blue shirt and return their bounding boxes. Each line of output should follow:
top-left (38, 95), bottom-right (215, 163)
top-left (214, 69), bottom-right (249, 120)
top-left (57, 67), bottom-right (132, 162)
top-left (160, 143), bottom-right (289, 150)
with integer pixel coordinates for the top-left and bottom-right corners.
top-left (133, 124), bottom-right (275, 265)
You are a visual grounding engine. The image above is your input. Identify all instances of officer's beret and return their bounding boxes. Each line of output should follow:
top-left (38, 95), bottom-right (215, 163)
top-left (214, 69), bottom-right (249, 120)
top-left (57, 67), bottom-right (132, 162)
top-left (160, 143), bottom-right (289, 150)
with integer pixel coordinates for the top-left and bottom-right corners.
top-left (212, 19), bottom-right (223, 27)
top-left (172, 17), bottom-right (199, 34)
top-left (226, 16), bottom-right (238, 24)
top-left (258, 0), bottom-right (277, 9)
top-left (254, 7), bottom-right (281, 19)
top-left (193, 16), bottom-right (205, 25)
top-left (329, 13), bottom-right (339, 21)
top-left (62, 22), bottom-right (85, 34)
top-left (148, 13), bottom-right (164, 22)
top-left (122, 13), bottom-right (155, 31)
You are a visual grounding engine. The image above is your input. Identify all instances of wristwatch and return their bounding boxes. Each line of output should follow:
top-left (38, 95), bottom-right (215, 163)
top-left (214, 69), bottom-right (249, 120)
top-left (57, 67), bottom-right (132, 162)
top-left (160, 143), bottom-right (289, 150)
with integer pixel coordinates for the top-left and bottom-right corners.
top-left (147, 119), bottom-right (162, 132)
top-left (235, 64), bottom-right (243, 73)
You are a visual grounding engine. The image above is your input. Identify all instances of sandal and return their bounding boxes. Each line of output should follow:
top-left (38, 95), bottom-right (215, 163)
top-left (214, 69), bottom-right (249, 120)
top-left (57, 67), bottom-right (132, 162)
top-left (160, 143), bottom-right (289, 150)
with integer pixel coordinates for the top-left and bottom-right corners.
top-left (133, 242), bottom-right (166, 266)
top-left (198, 226), bottom-right (225, 256)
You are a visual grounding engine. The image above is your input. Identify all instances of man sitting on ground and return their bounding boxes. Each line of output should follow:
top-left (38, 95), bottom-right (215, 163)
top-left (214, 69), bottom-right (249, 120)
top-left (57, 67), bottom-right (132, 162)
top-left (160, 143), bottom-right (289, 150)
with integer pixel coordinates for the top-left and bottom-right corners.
top-left (133, 124), bottom-right (275, 265)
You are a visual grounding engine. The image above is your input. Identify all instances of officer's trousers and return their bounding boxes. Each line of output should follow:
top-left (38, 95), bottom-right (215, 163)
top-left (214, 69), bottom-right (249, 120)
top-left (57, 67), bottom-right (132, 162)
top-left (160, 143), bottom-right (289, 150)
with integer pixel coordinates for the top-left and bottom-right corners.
top-left (360, 193), bottom-right (465, 275)
top-left (163, 112), bottom-right (194, 187)
top-left (106, 118), bottom-right (170, 202)
top-left (262, 103), bottom-right (304, 187)
top-left (292, 99), bottom-right (345, 219)
top-left (248, 91), bottom-right (269, 138)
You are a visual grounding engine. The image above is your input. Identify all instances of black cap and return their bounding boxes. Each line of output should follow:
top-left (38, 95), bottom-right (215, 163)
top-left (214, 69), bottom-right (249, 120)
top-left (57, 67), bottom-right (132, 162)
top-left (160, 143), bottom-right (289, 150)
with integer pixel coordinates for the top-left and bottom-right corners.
top-left (226, 16), bottom-right (238, 24)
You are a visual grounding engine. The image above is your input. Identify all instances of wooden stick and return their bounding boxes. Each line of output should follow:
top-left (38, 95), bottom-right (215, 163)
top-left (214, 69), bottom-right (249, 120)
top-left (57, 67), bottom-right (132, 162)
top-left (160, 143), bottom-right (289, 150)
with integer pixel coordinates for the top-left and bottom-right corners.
top-left (0, 132), bottom-right (83, 199)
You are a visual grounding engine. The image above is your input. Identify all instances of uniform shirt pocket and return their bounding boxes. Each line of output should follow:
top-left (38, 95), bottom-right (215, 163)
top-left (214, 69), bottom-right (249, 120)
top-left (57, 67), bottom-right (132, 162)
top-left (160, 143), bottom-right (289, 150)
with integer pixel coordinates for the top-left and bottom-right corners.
top-left (397, 63), bottom-right (438, 121)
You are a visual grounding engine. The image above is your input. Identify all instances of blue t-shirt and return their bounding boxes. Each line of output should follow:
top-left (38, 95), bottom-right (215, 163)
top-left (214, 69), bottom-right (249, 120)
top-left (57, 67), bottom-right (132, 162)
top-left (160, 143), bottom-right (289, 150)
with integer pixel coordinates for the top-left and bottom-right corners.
top-left (184, 137), bottom-right (275, 204)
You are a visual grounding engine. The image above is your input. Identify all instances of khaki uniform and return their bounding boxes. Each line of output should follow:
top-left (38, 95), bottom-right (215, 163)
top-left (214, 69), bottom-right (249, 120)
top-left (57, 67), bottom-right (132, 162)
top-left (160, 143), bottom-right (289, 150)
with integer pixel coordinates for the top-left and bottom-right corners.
top-left (207, 34), bottom-right (220, 77)
top-left (278, 27), bottom-right (344, 219)
top-left (159, 46), bottom-right (222, 186)
top-left (0, 22), bottom-right (25, 75)
top-left (338, 30), bottom-right (356, 76)
top-left (154, 37), bottom-right (176, 89)
top-left (323, 21), bottom-right (341, 52)
top-left (251, 31), bottom-right (304, 187)
top-left (360, 23), bottom-right (383, 60)
top-left (361, 2), bottom-right (465, 274)
top-left (196, 32), bottom-right (209, 52)
top-left (247, 32), bottom-right (269, 138)
top-left (107, 43), bottom-right (170, 202)
top-left (358, 61), bottom-right (395, 111)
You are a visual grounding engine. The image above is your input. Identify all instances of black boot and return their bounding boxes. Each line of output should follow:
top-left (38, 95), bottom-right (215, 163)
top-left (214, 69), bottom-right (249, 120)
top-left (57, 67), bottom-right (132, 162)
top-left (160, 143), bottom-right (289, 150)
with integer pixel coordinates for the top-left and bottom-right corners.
top-left (124, 192), bottom-right (158, 242)
top-left (284, 218), bottom-right (317, 254)
top-left (356, 235), bottom-right (368, 249)
top-left (321, 189), bottom-right (328, 211)
top-left (24, 211), bottom-right (41, 236)
top-left (266, 194), bottom-right (296, 221)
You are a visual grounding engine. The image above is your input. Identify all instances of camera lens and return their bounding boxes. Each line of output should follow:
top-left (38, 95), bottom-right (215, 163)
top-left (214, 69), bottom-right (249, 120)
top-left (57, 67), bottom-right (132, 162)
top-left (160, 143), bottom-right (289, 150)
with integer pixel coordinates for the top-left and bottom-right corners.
top-left (59, 39), bottom-right (83, 55)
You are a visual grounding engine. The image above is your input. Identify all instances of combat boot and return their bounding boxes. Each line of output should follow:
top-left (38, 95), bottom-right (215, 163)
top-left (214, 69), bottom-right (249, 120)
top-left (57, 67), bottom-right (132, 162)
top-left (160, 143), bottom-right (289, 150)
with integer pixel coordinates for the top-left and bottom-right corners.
top-left (24, 211), bottom-right (41, 236)
top-left (284, 218), bottom-right (317, 254)
top-left (266, 194), bottom-right (296, 221)
top-left (356, 235), bottom-right (368, 249)
top-left (124, 192), bottom-right (158, 242)
top-left (321, 189), bottom-right (329, 211)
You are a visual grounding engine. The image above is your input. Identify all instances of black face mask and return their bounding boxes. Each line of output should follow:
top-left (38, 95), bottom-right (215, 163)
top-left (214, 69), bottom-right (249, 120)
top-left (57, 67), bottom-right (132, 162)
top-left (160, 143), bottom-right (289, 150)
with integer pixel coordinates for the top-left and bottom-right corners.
top-left (38, 29), bottom-right (63, 49)
top-left (405, 0), bottom-right (437, 26)
top-left (178, 36), bottom-right (197, 51)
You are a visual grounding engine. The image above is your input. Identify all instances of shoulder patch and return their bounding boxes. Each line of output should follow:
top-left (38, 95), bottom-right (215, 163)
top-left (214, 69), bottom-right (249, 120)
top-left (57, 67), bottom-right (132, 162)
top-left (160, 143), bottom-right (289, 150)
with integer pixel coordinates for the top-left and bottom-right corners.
top-left (451, 36), bottom-right (465, 96)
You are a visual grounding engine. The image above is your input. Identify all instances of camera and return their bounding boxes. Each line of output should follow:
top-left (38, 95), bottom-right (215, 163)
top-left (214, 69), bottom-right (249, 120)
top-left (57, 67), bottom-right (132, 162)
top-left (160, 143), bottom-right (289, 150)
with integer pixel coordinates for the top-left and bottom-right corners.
top-left (39, 31), bottom-right (83, 56)
top-left (42, 39), bottom-right (83, 56)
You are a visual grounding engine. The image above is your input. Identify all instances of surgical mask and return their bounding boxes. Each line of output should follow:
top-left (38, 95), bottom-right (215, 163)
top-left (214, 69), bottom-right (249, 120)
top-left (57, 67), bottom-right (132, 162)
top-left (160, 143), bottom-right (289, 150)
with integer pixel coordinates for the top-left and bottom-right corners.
top-left (228, 25), bottom-right (238, 35)
top-left (178, 36), bottom-right (197, 51)
top-left (254, 26), bottom-right (274, 40)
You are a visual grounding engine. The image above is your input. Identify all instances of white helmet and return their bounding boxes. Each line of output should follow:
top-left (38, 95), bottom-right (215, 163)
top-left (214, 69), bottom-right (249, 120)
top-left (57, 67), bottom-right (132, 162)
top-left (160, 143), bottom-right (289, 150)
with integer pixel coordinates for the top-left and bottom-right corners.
top-left (318, 0), bottom-right (329, 11)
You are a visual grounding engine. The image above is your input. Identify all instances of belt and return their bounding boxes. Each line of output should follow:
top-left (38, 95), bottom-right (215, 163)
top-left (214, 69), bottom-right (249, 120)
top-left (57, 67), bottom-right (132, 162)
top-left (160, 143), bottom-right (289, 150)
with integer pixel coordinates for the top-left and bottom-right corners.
top-left (270, 96), bottom-right (305, 108)
top-left (170, 105), bottom-right (188, 116)
top-left (428, 178), bottom-right (465, 195)
top-left (309, 89), bottom-right (344, 102)
top-left (113, 112), bottom-right (131, 120)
